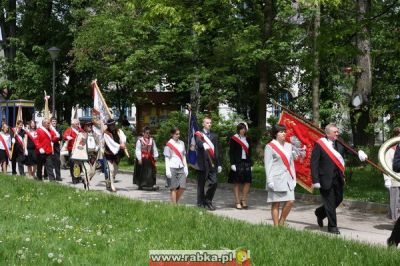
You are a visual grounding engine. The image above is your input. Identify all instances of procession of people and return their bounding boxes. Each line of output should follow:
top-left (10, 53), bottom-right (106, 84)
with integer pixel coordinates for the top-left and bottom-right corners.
top-left (4, 110), bottom-right (400, 246)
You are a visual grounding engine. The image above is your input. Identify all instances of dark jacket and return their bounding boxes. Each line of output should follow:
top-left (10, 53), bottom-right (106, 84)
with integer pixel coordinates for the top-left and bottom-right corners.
top-left (229, 136), bottom-right (252, 166)
top-left (311, 139), bottom-right (345, 190)
top-left (393, 145), bottom-right (400, 172)
top-left (195, 130), bottom-right (221, 171)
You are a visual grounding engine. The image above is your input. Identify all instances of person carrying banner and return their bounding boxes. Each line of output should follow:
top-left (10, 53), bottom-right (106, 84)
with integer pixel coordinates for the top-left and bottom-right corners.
top-left (312, 123), bottom-right (368, 234)
top-left (164, 127), bottom-right (188, 203)
top-left (63, 119), bottom-right (83, 182)
top-left (134, 127), bottom-right (159, 191)
top-left (195, 117), bottom-right (222, 211)
top-left (265, 124), bottom-right (303, 226)
top-left (11, 120), bottom-right (26, 176)
top-left (35, 119), bottom-right (59, 181)
top-left (0, 123), bottom-right (12, 173)
top-left (103, 119), bottom-right (126, 192)
top-left (24, 120), bottom-right (38, 178)
top-left (229, 122), bottom-right (253, 209)
top-left (49, 117), bottom-right (62, 181)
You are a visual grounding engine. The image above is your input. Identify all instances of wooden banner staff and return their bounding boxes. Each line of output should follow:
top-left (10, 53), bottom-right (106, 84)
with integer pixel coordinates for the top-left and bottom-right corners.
top-left (271, 99), bottom-right (388, 175)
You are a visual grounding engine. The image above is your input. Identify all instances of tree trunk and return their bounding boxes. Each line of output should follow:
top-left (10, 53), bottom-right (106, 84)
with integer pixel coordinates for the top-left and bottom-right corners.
top-left (257, 0), bottom-right (275, 131)
top-left (352, 0), bottom-right (373, 146)
top-left (0, 0), bottom-right (17, 61)
top-left (312, 3), bottom-right (320, 126)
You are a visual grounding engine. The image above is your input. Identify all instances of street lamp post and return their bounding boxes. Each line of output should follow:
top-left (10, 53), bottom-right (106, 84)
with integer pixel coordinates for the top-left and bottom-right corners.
top-left (47, 47), bottom-right (60, 116)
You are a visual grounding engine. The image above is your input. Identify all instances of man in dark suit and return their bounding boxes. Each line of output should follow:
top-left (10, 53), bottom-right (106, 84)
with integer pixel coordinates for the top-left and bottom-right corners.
top-left (50, 117), bottom-right (62, 181)
top-left (311, 123), bottom-right (368, 234)
top-left (195, 117), bottom-right (222, 211)
top-left (388, 145), bottom-right (400, 247)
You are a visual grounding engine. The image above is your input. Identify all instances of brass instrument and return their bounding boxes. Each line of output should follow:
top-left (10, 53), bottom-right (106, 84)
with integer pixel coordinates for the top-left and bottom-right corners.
top-left (378, 136), bottom-right (400, 182)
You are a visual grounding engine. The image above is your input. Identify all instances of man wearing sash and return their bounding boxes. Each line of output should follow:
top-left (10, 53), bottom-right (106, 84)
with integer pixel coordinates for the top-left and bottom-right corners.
top-left (103, 119), bottom-right (126, 192)
top-left (11, 120), bottom-right (26, 176)
top-left (63, 119), bottom-right (83, 180)
top-left (164, 127), bottom-right (188, 203)
top-left (195, 117), bottom-right (222, 211)
top-left (50, 117), bottom-right (62, 181)
top-left (312, 123), bottom-right (368, 234)
top-left (35, 119), bottom-right (59, 181)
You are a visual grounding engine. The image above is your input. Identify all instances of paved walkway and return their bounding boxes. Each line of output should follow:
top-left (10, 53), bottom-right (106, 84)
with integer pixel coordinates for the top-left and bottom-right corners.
top-left (57, 169), bottom-right (395, 247)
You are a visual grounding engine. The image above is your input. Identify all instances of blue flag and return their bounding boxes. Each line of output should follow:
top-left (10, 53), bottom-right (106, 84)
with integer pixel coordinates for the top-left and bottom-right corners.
top-left (187, 110), bottom-right (199, 169)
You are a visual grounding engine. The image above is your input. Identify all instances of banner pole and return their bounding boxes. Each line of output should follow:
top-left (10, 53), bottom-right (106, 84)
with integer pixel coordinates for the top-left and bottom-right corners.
top-left (271, 99), bottom-right (387, 175)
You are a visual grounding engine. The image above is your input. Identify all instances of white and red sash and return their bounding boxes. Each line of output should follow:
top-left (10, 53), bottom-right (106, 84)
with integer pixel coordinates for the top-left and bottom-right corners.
top-left (25, 130), bottom-right (37, 144)
top-left (195, 131), bottom-right (215, 158)
top-left (316, 138), bottom-right (345, 174)
top-left (231, 134), bottom-right (249, 155)
top-left (166, 139), bottom-right (184, 164)
top-left (12, 128), bottom-right (24, 148)
top-left (40, 127), bottom-right (54, 153)
top-left (268, 140), bottom-right (295, 179)
top-left (0, 133), bottom-right (10, 158)
top-left (71, 127), bottom-right (79, 136)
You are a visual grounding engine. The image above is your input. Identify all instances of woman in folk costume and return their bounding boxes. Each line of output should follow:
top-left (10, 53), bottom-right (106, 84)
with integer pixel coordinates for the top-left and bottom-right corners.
top-left (164, 127), bottom-right (188, 203)
top-left (103, 119), bottom-right (126, 192)
top-left (0, 122), bottom-right (12, 173)
top-left (24, 120), bottom-right (38, 178)
top-left (265, 124), bottom-right (304, 226)
top-left (229, 122), bottom-right (253, 209)
top-left (133, 126), bottom-right (159, 191)
top-left (71, 121), bottom-right (100, 189)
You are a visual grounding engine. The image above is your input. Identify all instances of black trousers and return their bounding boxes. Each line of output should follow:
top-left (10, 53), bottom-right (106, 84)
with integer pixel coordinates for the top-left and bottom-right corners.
top-left (11, 152), bottom-right (25, 176)
top-left (36, 154), bottom-right (55, 181)
top-left (315, 176), bottom-right (343, 229)
top-left (197, 169), bottom-right (218, 205)
top-left (388, 217), bottom-right (400, 246)
top-left (50, 147), bottom-right (61, 180)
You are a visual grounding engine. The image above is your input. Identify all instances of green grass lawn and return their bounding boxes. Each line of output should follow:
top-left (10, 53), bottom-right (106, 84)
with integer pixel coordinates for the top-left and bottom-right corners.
top-left (120, 160), bottom-right (389, 204)
top-left (0, 175), bottom-right (399, 265)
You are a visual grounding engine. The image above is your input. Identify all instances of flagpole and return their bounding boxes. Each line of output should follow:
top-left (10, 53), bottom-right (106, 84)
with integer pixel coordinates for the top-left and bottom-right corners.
top-left (271, 99), bottom-right (387, 175)
top-left (92, 80), bottom-right (113, 119)
top-left (186, 104), bottom-right (192, 156)
top-left (92, 80), bottom-right (129, 158)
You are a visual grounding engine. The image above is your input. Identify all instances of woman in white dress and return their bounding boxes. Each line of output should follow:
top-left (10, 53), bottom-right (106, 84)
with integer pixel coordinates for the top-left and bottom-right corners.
top-left (265, 124), bottom-right (299, 226)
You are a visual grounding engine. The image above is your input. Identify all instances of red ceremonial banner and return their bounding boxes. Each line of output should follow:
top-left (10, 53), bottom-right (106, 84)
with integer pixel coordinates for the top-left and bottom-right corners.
top-left (278, 110), bottom-right (324, 193)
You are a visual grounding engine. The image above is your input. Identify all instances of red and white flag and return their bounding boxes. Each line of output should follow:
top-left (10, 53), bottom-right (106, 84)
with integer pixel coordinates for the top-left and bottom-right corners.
top-left (278, 110), bottom-right (324, 193)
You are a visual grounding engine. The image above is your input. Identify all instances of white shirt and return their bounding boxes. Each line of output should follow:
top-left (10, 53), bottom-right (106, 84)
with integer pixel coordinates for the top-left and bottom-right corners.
top-left (0, 132), bottom-right (11, 150)
top-left (164, 139), bottom-right (186, 168)
top-left (235, 134), bottom-right (249, 159)
top-left (135, 137), bottom-right (159, 159)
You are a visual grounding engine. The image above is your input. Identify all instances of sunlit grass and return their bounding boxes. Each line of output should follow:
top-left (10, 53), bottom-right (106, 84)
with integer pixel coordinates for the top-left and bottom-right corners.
top-left (0, 175), bottom-right (399, 265)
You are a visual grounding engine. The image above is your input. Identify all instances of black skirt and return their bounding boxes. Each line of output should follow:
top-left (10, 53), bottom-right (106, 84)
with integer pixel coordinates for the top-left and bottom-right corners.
top-left (228, 159), bottom-right (252, 184)
top-left (24, 148), bottom-right (37, 166)
top-left (133, 158), bottom-right (156, 188)
top-left (0, 149), bottom-right (8, 164)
